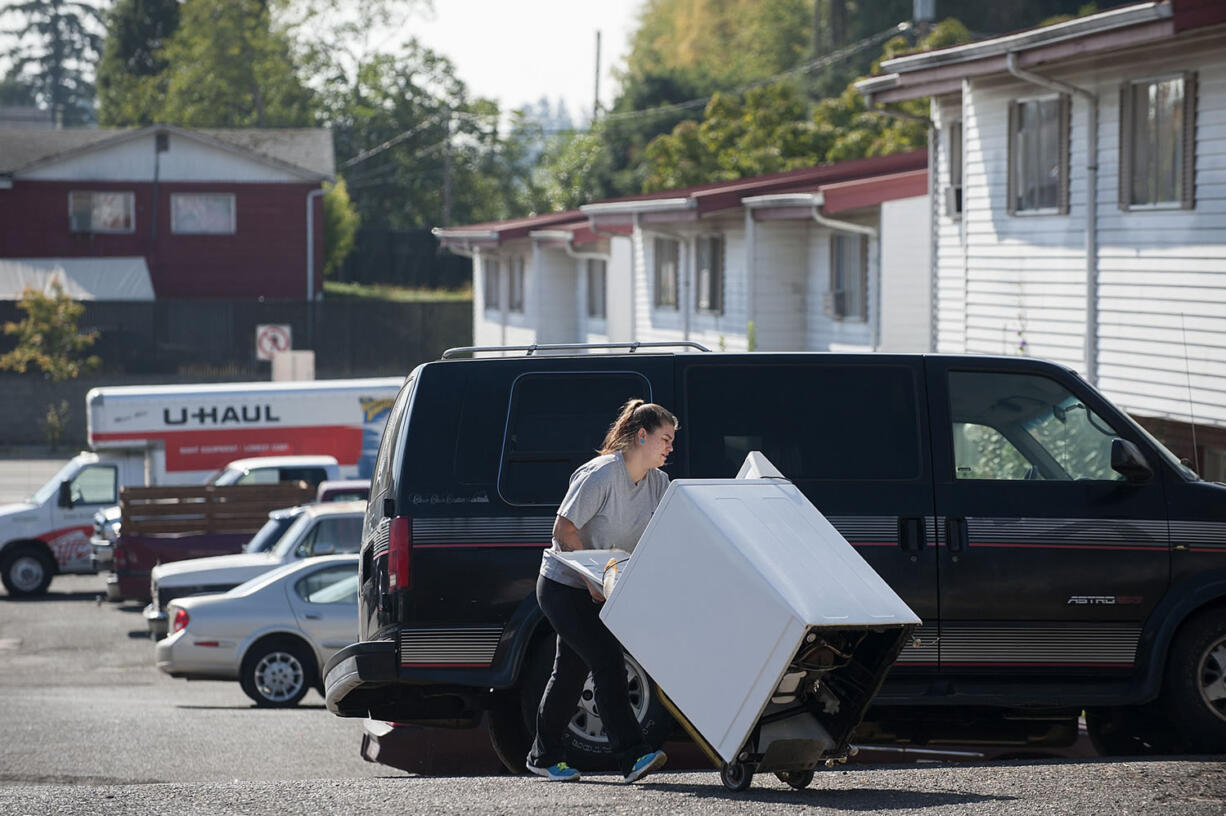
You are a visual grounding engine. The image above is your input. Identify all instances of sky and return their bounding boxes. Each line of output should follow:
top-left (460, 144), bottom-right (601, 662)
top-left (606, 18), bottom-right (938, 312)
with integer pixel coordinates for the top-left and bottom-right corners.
top-left (400, 0), bottom-right (644, 121)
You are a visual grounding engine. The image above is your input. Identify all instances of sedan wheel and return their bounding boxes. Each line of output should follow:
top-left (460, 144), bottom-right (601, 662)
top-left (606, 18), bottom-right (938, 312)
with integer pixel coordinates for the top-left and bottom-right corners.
top-left (240, 640), bottom-right (315, 707)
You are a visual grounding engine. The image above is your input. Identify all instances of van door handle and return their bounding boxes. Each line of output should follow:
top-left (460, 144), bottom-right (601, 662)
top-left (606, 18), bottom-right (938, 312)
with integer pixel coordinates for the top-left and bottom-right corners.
top-left (945, 517), bottom-right (968, 553)
top-left (305, 613), bottom-right (321, 620)
top-left (898, 517), bottom-right (925, 553)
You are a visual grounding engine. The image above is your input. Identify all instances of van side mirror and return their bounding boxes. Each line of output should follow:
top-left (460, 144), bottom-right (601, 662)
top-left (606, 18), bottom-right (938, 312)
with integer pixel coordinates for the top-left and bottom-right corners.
top-left (58, 480), bottom-right (74, 508)
top-left (1111, 439), bottom-right (1152, 483)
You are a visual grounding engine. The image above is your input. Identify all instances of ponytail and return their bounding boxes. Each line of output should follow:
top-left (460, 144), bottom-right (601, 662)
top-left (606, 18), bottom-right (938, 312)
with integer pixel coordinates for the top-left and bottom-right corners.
top-left (599, 398), bottom-right (678, 454)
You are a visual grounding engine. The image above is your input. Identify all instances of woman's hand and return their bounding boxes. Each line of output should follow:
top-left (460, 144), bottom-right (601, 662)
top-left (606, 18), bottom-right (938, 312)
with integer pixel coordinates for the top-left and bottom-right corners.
top-left (585, 580), bottom-right (605, 603)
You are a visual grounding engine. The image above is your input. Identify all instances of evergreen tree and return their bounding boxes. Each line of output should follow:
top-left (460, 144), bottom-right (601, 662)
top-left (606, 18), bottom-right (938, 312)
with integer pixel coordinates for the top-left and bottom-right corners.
top-left (1, 0), bottom-right (104, 124)
top-left (95, 0), bottom-right (180, 126)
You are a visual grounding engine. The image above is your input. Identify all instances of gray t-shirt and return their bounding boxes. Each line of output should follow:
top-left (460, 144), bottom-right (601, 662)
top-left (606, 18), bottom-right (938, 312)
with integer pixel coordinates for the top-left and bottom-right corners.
top-left (540, 451), bottom-right (670, 588)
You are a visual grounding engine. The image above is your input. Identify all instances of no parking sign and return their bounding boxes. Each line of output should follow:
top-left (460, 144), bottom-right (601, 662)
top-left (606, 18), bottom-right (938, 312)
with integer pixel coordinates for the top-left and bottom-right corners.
top-left (256, 324), bottom-right (292, 361)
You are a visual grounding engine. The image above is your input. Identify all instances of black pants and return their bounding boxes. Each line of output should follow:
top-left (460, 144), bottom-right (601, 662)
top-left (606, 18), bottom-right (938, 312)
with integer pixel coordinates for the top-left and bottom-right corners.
top-left (527, 574), bottom-right (650, 775)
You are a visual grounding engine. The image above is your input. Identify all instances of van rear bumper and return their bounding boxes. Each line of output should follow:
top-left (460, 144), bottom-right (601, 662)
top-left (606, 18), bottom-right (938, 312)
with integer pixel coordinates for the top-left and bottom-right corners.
top-left (324, 640), bottom-right (488, 725)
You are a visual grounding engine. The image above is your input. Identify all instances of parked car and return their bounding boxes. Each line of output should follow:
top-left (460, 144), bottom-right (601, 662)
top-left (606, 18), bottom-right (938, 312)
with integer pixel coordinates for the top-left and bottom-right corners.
top-left (323, 344), bottom-right (1226, 771)
top-left (144, 500), bottom-right (365, 637)
top-left (315, 479), bottom-right (371, 503)
top-left (156, 554), bottom-right (359, 707)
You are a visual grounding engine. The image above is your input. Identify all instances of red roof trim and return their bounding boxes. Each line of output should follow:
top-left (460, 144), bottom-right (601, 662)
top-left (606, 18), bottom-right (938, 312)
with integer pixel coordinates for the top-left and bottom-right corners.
top-left (820, 169), bottom-right (929, 214)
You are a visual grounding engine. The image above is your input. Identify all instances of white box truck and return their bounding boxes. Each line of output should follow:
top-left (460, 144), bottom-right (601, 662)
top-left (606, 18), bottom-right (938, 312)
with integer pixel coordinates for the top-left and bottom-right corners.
top-left (0, 377), bottom-right (402, 596)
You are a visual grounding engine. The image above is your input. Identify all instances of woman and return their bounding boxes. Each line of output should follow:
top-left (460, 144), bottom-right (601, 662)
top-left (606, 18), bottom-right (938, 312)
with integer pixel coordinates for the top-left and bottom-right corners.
top-left (525, 398), bottom-right (678, 783)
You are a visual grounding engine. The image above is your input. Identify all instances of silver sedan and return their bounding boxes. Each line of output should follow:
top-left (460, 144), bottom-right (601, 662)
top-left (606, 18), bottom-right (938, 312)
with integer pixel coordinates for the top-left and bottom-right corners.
top-left (156, 554), bottom-right (358, 707)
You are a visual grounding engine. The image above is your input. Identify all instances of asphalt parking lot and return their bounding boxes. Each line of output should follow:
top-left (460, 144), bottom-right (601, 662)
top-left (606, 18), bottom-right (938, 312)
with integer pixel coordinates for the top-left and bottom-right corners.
top-left (2, 574), bottom-right (1225, 815)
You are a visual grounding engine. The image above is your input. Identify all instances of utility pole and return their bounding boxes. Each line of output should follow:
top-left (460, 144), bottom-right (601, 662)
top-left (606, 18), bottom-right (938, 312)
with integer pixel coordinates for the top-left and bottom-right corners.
top-left (442, 110), bottom-right (452, 227)
top-left (593, 30), bottom-right (602, 121)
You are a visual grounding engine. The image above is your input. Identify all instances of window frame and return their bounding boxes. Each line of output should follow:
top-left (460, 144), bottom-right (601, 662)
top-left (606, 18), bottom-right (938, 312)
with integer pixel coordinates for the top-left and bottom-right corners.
top-left (694, 233), bottom-right (724, 315)
top-left (586, 258), bottom-right (607, 320)
top-left (652, 237), bottom-right (680, 310)
top-left (170, 192), bottom-right (236, 234)
top-left (1007, 93), bottom-right (1070, 216)
top-left (1119, 72), bottom-right (1196, 211)
top-left (946, 119), bottom-right (963, 218)
top-left (826, 232), bottom-right (868, 322)
top-left (68, 191), bottom-right (135, 234)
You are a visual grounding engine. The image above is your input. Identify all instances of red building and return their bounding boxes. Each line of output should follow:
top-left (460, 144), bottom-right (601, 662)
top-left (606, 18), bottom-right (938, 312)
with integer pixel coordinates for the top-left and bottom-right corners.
top-left (0, 125), bottom-right (333, 300)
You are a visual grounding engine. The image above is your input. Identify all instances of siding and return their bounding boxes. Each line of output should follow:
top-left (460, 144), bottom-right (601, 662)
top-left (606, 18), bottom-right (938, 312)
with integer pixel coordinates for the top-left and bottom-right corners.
top-left (534, 247), bottom-right (578, 344)
top-left (951, 39), bottom-right (1226, 427)
top-left (879, 195), bottom-right (932, 352)
top-left (804, 218), bottom-right (875, 352)
top-left (753, 220), bottom-right (809, 351)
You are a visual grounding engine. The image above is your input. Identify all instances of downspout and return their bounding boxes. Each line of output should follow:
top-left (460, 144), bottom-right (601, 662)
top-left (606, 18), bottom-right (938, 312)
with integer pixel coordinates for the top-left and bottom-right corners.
top-left (812, 206), bottom-right (880, 350)
top-left (1006, 51), bottom-right (1099, 386)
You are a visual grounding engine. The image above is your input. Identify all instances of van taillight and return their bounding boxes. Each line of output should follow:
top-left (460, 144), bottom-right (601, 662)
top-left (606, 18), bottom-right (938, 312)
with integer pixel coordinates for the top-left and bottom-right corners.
top-left (388, 516), bottom-right (412, 590)
top-left (172, 608), bottom-right (189, 633)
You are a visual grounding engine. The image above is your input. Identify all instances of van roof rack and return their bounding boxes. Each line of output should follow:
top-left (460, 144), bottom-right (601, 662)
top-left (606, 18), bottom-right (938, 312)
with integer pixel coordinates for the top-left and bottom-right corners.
top-left (441, 341), bottom-right (712, 359)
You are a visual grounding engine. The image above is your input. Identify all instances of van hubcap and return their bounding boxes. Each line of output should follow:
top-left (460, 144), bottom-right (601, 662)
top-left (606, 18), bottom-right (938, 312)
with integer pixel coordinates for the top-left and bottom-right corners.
top-left (254, 652), bottom-right (304, 702)
top-left (9, 556), bottom-right (45, 593)
top-left (1197, 637), bottom-right (1226, 723)
top-left (569, 656), bottom-right (649, 742)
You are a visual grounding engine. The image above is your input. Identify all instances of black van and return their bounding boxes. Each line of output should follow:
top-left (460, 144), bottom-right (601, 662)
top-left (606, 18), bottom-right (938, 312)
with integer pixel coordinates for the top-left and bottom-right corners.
top-left (325, 346), bottom-right (1226, 767)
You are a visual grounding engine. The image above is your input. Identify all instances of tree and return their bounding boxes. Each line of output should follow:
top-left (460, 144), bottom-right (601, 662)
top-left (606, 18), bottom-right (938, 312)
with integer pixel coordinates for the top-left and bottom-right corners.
top-left (322, 177), bottom-right (359, 278)
top-left (0, 282), bottom-right (99, 448)
top-left (152, 0), bottom-right (314, 127)
top-left (95, 0), bottom-right (180, 126)
top-left (1, 0), bottom-right (105, 125)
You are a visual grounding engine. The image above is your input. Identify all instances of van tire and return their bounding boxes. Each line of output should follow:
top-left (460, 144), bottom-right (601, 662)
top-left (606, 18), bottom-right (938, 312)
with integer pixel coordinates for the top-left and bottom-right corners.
top-left (0, 544), bottom-right (54, 597)
top-left (486, 638), bottom-right (674, 774)
top-left (1161, 608), bottom-right (1226, 753)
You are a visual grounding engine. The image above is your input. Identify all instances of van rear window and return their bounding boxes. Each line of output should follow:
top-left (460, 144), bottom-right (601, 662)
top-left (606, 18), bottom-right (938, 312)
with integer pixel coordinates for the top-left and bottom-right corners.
top-left (499, 372), bottom-right (651, 505)
top-left (685, 364), bottom-right (922, 481)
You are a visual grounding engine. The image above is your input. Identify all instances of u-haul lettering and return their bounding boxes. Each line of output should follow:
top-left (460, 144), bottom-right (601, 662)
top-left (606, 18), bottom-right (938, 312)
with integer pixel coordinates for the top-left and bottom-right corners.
top-left (163, 405), bottom-right (282, 426)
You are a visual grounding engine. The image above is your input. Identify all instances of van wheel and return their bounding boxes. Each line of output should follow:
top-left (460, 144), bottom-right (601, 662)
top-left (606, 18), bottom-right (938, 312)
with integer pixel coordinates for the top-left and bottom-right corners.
top-left (240, 638), bottom-right (316, 707)
top-left (487, 638), bottom-right (674, 774)
top-left (0, 545), bottom-right (54, 597)
top-left (1161, 609), bottom-right (1226, 753)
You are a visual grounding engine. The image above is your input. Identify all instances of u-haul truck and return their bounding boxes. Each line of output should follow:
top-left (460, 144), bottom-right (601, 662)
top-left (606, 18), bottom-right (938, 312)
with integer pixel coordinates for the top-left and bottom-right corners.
top-left (0, 377), bottom-right (403, 597)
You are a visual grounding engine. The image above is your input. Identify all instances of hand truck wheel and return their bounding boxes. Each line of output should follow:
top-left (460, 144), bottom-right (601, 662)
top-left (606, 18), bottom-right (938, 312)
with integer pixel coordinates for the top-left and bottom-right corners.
top-left (775, 769), bottom-right (815, 789)
top-left (720, 761), bottom-right (754, 792)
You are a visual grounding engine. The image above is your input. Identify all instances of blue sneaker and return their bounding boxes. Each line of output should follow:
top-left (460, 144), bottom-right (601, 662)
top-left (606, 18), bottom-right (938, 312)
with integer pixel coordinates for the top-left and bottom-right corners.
top-left (526, 761), bottom-right (580, 782)
top-left (624, 750), bottom-right (667, 783)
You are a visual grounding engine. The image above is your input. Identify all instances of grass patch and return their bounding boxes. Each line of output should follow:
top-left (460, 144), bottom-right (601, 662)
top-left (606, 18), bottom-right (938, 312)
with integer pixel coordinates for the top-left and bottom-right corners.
top-left (324, 281), bottom-right (472, 302)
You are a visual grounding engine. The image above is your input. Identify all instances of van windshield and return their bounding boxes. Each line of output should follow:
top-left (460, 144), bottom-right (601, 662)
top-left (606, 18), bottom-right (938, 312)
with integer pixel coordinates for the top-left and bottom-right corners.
top-left (30, 460), bottom-right (83, 505)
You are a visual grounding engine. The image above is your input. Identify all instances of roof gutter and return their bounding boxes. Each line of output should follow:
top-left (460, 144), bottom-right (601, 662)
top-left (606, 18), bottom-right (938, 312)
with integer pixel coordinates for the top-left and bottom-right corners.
top-left (529, 229), bottom-right (609, 261)
top-left (1005, 51), bottom-right (1099, 386)
top-left (580, 197), bottom-right (696, 217)
top-left (431, 227), bottom-right (498, 258)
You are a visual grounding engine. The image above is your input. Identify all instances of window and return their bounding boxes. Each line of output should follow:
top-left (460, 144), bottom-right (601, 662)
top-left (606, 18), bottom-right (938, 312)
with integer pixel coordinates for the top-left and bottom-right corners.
top-left (68, 465), bottom-right (118, 505)
top-left (695, 234), bottom-right (723, 314)
top-left (499, 372), bottom-right (651, 505)
top-left (653, 237), bottom-right (679, 309)
top-left (68, 191), bottom-right (134, 233)
top-left (295, 515), bottom-right (364, 557)
top-left (948, 371), bottom-right (1123, 481)
top-left (946, 120), bottom-right (963, 216)
top-left (483, 257), bottom-right (501, 311)
top-left (171, 193), bottom-right (235, 234)
top-left (295, 564), bottom-right (359, 604)
top-left (508, 255), bottom-right (525, 313)
top-left (1008, 95), bottom-right (1069, 214)
top-left (686, 364), bottom-right (922, 481)
top-left (586, 259), bottom-right (607, 319)
top-left (1120, 74), bottom-right (1196, 209)
top-left (826, 233), bottom-right (867, 321)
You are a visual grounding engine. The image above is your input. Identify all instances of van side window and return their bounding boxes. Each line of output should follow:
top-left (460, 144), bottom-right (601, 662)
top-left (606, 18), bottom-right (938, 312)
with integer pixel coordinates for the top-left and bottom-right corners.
top-left (499, 373), bottom-right (651, 505)
top-left (949, 371), bottom-right (1122, 481)
top-left (686, 365), bottom-right (922, 480)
